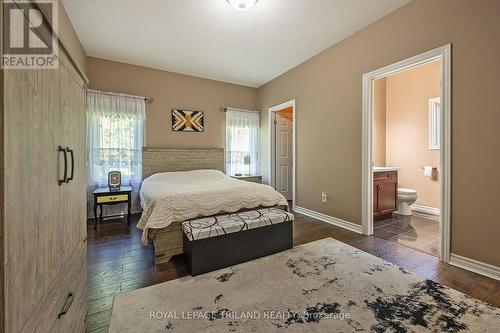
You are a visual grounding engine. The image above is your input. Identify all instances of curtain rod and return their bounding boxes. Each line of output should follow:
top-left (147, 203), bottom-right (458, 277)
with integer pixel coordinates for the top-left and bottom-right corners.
top-left (219, 107), bottom-right (259, 113)
top-left (86, 88), bottom-right (154, 104)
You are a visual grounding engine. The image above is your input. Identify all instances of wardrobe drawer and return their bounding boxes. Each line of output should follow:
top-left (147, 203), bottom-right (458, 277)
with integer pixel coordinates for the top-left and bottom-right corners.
top-left (53, 269), bottom-right (86, 333)
top-left (20, 278), bottom-right (63, 333)
top-left (97, 194), bottom-right (128, 203)
top-left (21, 245), bottom-right (86, 333)
top-left (53, 247), bottom-right (87, 333)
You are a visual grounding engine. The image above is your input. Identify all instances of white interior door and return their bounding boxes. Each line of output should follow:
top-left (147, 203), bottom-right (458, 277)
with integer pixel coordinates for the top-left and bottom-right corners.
top-left (275, 110), bottom-right (293, 200)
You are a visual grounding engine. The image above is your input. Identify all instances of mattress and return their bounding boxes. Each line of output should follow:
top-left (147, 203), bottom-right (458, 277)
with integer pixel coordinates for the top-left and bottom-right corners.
top-left (138, 170), bottom-right (288, 245)
top-left (182, 207), bottom-right (294, 241)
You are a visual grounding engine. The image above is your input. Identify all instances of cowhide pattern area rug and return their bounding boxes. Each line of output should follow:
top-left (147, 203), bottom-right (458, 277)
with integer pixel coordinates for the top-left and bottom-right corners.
top-left (109, 238), bottom-right (499, 332)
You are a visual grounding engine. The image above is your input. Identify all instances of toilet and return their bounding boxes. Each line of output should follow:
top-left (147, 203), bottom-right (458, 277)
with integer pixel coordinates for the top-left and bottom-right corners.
top-left (396, 188), bottom-right (417, 215)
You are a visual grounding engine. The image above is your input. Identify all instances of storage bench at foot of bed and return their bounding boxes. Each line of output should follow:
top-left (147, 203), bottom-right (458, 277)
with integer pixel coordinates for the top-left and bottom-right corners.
top-left (183, 208), bottom-right (294, 276)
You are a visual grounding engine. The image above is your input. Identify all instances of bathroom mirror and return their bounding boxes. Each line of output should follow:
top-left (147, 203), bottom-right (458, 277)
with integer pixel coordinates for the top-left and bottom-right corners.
top-left (428, 97), bottom-right (441, 150)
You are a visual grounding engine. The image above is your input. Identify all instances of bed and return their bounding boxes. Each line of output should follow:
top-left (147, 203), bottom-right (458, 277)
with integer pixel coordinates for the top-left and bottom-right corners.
top-left (138, 148), bottom-right (289, 265)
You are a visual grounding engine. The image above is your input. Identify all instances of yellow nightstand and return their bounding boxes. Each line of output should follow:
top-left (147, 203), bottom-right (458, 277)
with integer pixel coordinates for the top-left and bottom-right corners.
top-left (231, 175), bottom-right (262, 183)
top-left (93, 186), bottom-right (133, 229)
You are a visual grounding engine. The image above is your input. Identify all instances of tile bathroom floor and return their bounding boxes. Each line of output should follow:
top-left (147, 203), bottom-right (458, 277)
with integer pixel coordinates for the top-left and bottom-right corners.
top-left (374, 214), bottom-right (440, 256)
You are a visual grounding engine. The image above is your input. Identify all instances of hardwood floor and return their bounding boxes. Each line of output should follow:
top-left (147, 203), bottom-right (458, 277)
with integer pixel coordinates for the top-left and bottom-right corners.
top-left (86, 212), bottom-right (500, 332)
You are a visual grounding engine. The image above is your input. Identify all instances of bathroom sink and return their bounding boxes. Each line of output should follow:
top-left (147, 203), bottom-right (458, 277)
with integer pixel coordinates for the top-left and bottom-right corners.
top-left (373, 166), bottom-right (401, 172)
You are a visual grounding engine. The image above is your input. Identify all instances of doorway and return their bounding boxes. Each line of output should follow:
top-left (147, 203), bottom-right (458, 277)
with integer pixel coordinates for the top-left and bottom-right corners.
top-left (361, 45), bottom-right (451, 262)
top-left (269, 100), bottom-right (296, 209)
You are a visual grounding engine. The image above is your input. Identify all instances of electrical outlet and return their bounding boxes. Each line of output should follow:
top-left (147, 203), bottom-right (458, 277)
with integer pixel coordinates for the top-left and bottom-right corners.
top-left (321, 192), bottom-right (327, 203)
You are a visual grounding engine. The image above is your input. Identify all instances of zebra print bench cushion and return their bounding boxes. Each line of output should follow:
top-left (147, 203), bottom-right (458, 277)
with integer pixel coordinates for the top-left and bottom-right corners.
top-left (182, 207), bottom-right (294, 241)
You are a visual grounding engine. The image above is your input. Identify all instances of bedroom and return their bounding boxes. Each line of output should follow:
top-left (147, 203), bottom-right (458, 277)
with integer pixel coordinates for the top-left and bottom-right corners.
top-left (1, 0), bottom-right (499, 332)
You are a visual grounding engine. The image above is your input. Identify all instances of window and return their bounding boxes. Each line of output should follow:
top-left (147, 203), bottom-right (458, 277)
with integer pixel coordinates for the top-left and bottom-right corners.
top-left (225, 108), bottom-right (260, 176)
top-left (87, 90), bottom-right (145, 187)
top-left (428, 97), bottom-right (441, 150)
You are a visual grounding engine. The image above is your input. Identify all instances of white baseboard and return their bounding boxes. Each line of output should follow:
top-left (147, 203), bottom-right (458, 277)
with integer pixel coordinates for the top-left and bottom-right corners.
top-left (294, 206), bottom-right (362, 234)
top-left (411, 204), bottom-right (440, 221)
top-left (449, 253), bottom-right (500, 281)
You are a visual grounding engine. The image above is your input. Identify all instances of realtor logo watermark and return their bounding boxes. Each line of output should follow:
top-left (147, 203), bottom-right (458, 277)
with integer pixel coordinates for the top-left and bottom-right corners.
top-left (2, 0), bottom-right (58, 69)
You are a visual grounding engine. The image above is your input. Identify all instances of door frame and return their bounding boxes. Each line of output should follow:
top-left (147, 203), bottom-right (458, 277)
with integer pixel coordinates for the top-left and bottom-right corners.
top-left (268, 99), bottom-right (296, 210)
top-left (361, 44), bottom-right (452, 262)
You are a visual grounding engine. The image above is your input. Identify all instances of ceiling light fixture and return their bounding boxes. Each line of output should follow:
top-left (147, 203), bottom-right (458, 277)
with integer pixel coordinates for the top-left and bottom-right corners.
top-left (226, 0), bottom-right (258, 12)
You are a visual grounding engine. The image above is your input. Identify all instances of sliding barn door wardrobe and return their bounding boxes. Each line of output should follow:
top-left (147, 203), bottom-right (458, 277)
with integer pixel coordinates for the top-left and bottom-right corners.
top-left (0, 3), bottom-right (88, 332)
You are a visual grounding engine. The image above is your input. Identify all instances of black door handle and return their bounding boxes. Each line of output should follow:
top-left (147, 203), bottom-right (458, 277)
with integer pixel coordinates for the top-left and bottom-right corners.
top-left (66, 147), bottom-right (74, 183)
top-left (58, 146), bottom-right (67, 186)
top-left (58, 292), bottom-right (74, 319)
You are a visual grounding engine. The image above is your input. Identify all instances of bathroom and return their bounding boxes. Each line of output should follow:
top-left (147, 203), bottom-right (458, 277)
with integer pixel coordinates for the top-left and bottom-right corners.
top-left (372, 60), bottom-right (441, 256)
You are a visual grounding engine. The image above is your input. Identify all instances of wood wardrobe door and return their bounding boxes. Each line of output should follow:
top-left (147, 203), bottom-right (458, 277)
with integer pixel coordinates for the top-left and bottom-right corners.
top-left (61, 59), bottom-right (87, 264)
top-left (4, 66), bottom-right (64, 332)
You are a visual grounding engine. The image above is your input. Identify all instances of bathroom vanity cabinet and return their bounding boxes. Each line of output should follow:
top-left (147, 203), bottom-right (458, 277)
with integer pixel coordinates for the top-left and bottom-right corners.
top-left (373, 171), bottom-right (398, 219)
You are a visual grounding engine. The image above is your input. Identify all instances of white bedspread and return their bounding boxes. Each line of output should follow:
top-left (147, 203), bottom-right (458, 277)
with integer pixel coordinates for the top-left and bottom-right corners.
top-left (138, 170), bottom-right (288, 245)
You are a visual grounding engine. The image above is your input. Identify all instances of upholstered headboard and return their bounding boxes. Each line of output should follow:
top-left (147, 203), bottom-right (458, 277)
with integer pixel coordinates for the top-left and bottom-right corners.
top-left (142, 148), bottom-right (225, 179)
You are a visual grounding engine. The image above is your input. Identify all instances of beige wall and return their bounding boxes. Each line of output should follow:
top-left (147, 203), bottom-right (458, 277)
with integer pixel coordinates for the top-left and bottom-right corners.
top-left (257, 0), bottom-right (500, 266)
top-left (86, 57), bottom-right (257, 218)
top-left (87, 57), bottom-right (258, 149)
top-left (385, 61), bottom-right (440, 208)
top-left (373, 78), bottom-right (386, 167)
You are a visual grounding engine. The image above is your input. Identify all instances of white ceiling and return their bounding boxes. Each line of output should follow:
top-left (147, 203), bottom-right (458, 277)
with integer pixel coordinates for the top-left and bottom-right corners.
top-left (63, 0), bottom-right (411, 87)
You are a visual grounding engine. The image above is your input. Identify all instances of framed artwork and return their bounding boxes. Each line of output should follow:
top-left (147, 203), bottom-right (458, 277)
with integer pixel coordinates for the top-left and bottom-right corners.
top-left (172, 109), bottom-right (204, 132)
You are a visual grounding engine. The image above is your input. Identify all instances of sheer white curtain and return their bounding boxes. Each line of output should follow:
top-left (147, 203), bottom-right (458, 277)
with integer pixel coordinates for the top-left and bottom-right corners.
top-left (225, 108), bottom-right (260, 176)
top-left (87, 90), bottom-right (145, 215)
